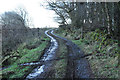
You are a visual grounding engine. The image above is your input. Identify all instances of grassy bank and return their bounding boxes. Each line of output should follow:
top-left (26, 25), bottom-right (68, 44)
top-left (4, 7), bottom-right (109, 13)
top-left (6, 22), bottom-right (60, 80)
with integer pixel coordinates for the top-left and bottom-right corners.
top-left (55, 28), bottom-right (119, 78)
top-left (1, 35), bottom-right (50, 78)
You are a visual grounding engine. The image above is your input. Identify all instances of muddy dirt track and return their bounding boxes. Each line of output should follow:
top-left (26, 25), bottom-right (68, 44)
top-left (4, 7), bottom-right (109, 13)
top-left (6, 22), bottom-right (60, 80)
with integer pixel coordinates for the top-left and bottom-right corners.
top-left (25, 29), bottom-right (94, 79)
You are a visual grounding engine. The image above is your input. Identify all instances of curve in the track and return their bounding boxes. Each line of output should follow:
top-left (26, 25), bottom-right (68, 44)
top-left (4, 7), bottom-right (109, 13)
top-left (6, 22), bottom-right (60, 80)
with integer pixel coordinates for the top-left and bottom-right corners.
top-left (25, 29), bottom-right (58, 79)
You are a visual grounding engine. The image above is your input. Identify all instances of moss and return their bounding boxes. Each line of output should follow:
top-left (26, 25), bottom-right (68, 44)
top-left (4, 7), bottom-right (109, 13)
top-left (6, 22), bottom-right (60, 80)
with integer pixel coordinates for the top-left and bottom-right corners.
top-left (74, 32), bottom-right (119, 78)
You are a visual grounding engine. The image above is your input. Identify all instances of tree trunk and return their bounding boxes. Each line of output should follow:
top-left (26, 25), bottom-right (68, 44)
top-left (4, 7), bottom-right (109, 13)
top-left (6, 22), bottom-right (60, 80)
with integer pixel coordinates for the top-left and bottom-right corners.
top-left (105, 3), bottom-right (111, 35)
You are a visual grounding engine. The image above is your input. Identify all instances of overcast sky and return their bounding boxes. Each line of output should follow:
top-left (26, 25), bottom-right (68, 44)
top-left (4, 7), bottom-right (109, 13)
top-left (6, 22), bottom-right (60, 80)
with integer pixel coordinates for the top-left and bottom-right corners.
top-left (0, 0), bottom-right (59, 28)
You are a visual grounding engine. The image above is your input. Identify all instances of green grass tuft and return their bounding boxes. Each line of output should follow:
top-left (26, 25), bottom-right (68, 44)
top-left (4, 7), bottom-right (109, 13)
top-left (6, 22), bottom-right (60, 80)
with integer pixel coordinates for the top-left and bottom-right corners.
top-left (1, 37), bottom-right (50, 78)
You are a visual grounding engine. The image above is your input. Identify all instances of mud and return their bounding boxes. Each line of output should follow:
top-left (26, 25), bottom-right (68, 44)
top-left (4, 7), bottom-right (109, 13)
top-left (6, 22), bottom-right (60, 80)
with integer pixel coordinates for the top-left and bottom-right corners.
top-left (53, 30), bottom-right (94, 78)
top-left (25, 29), bottom-right (94, 79)
top-left (25, 30), bottom-right (58, 79)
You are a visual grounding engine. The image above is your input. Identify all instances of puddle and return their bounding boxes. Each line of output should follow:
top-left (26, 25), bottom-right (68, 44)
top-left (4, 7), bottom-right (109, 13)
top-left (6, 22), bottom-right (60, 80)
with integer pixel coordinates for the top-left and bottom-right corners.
top-left (25, 30), bottom-right (58, 79)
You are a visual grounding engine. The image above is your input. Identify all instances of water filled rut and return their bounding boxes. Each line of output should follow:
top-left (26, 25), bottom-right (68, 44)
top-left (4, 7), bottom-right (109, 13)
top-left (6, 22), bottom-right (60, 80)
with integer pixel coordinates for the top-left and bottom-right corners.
top-left (1, 29), bottom-right (93, 79)
top-left (21, 29), bottom-right (93, 79)
top-left (25, 29), bottom-right (58, 79)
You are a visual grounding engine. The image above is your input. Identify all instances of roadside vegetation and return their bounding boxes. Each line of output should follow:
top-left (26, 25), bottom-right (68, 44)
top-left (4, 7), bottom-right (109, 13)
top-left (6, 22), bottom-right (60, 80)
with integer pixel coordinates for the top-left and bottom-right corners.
top-left (46, 1), bottom-right (120, 78)
top-left (0, 1), bottom-right (120, 79)
top-left (0, 8), bottom-right (50, 78)
top-left (1, 36), bottom-right (50, 78)
top-left (55, 28), bottom-right (119, 78)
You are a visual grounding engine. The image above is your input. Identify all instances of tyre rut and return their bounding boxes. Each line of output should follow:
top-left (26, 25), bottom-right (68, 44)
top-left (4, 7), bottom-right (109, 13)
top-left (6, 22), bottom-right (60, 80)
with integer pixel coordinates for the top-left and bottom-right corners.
top-left (52, 30), bottom-right (94, 78)
top-left (25, 29), bottom-right (93, 79)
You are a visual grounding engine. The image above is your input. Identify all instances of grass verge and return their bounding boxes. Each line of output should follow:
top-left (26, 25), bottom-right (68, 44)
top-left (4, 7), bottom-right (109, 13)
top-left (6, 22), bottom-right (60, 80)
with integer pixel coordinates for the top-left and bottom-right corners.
top-left (55, 29), bottom-right (119, 78)
top-left (1, 37), bottom-right (50, 78)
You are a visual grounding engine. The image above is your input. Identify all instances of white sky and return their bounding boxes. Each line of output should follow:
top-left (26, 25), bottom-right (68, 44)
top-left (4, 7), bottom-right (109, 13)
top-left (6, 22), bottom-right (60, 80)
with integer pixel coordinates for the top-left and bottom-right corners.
top-left (0, 0), bottom-right (59, 28)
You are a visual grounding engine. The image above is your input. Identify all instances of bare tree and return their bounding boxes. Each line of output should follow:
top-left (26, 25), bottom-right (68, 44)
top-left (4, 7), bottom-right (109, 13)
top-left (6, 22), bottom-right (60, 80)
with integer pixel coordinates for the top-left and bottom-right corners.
top-left (15, 7), bottom-right (30, 27)
top-left (0, 10), bottom-right (29, 58)
top-left (46, 1), bottom-right (120, 40)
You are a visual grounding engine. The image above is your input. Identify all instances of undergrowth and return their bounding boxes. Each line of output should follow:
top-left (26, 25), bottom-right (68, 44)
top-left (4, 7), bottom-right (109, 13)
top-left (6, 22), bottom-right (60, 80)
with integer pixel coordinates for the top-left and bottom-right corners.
top-left (55, 28), bottom-right (119, 78)
top-left (1, 37), bottom-right (50, 78)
